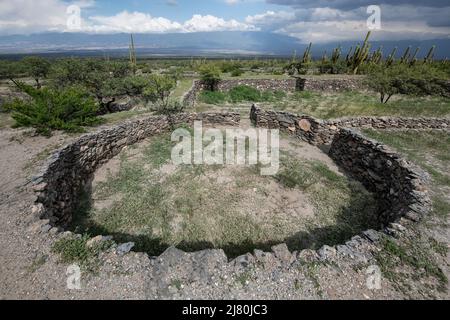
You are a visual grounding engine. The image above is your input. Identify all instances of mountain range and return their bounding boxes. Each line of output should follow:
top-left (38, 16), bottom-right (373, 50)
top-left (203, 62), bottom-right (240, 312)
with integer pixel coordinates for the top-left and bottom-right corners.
top-left (0, 32), bottom-right (449, 59)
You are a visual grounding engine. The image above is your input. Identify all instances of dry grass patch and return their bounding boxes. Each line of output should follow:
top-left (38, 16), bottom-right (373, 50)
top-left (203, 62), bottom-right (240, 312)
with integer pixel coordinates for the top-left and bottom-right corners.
top-left (71, 130), bottom-right (378, 257)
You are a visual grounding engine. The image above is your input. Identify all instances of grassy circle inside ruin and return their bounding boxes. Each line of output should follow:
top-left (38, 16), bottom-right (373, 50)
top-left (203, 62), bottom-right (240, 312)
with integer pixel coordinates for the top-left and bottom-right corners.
top-left (72, 128), bottom-right (379, 257)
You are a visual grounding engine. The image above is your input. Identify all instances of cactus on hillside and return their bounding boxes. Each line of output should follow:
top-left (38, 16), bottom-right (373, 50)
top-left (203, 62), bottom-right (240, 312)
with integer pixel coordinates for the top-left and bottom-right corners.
top-left (424, 45), bottom-right (436, 64)
top-left (400, 46), bottom-right (411, 64)
top-left (370, 46), bottom-right (383, 64)
top-left (386, 47), bottom-right (397, 66)
top-left (349, 31), bottom-right (371, 74)
top-left (302, 43), bottom-right (312, 64)
top-left (409, 47), bottom-right (420, 66)
top-left (345, 46), bottom-right (353, 65)
top-left (321, 51), bottom-right (329, 63)
top-left (331, 46), bottom-right (342, 64)
top-left (129, 34), bottom-right (137, 74)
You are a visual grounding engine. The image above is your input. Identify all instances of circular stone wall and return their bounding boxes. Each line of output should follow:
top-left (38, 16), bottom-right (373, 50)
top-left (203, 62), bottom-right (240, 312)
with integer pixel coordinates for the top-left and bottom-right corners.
top-left (30, 108), bottom-right (433, 266)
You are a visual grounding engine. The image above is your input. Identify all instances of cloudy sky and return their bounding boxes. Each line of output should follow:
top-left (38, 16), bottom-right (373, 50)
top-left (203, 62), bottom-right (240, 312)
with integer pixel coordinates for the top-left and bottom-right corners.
top-left (0, 0), bottom-right (449, 43)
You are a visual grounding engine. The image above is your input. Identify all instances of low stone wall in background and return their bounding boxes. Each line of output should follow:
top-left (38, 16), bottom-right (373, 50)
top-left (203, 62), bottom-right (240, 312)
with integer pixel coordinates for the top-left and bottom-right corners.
top-left (250, 105), bottom-right (450, 145)
top-left (182, 77), bottom-right (368, 106)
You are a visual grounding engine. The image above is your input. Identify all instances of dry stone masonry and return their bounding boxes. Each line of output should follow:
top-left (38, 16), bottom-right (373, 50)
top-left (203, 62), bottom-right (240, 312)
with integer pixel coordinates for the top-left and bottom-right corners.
top-left (29, 105), bottom-right (441, 276)
top-left (183, 77), bottom-right (367, 106)
top-left (250, 105), bottom-right (450, 145)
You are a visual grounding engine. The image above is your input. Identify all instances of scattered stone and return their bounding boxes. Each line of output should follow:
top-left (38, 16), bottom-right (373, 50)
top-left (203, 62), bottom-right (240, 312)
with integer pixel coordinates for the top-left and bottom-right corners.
top-left (86, 235), bottom-right (113, 248)
top-left (317, 245), bottom-right (336, 261)
top-left (116, 242), bottom-right (135, 256)
top-left (362, 229), bottom-right (381, 243)
top-left (271, 244), bottom-right (293, 264)
top-left (232, 253), bottom-right (255, 268)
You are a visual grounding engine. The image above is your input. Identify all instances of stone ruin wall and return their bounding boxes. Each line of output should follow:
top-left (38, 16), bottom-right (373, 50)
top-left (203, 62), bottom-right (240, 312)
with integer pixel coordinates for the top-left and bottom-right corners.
top-left (182, 77), bottom-right (367, 106)
top-left (28, 105), bottom-right (445, 268)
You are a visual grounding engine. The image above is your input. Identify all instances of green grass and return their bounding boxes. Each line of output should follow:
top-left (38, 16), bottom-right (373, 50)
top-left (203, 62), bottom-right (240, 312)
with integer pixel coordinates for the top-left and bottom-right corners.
top-left (52, 234), bottom-right (113, 273)
top-left (170, 79), bottom-right (194, 102)
top-left (199, 91), bottom-right (227, 104)
top-left (199, 86), bottom-right (287, 105)
top-left (99, 109), bottom-right (152, 125)
top-left (271, 90), bottom-right (450, 119)
top-left (374, 236), bottom-right (448, 295)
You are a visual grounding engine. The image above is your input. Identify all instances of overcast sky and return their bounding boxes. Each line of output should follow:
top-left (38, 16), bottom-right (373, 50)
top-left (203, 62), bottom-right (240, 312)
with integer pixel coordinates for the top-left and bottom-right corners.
top-left (0, 0), bottom-right (449, 43)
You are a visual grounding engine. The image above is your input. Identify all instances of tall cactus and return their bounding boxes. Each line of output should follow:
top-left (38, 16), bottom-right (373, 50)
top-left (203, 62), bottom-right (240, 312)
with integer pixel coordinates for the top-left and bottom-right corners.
top-left (409, 47), bottom-right (420, 66)
top-left (386, 47), bottom-right (397, 67)
top-left (129, 34), bottom-right (137, 74)
top-left (345, 46), bottom-right (353, 66)
top-left (302, 43), bottom-right (312, 64)
top-left (370, 46), bottom-right (383, 64)
top-left (292, 49), bottom-right (297, 63)
top-left (400, 46), bottom-right (411, 64)
top-left (424, 45), bottom-right (436, 64)
top-left (349, 31), bottom-right (371, 74)
top-left (331, 46), bottom-right (342, 64)
top-left (321, 51), bottom-right (329, 63)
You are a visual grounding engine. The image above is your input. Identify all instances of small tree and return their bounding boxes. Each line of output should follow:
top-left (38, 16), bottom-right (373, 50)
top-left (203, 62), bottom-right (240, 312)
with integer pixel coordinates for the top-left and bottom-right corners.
top-left (4, 82), bottom-right (100, 135)
top-left (143, 74), bottom-right (176, 108)
top-left (199, 65), bottom-right (221, 91)
top-left (367, 63), bottom-right (446, 103)
top-left (22, 56), bottom-right (51, 89)
top-left (367, 65), bottom-right (399, 103)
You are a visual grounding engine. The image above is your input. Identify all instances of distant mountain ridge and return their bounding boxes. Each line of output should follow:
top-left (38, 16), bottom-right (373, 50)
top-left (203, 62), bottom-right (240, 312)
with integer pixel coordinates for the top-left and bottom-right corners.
top-left (0, 32), bottom-right (449, 59)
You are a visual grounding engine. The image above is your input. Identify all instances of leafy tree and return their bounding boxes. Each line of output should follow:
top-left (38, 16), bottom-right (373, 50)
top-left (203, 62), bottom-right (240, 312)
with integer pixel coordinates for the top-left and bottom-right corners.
top-left (367, 65), bottom-right (400, 103)
top-left (199, 65), bottom-right (221, 91)
top-left (143, 74), bottom-right (176, 107)
top-left (3, 82), bottom-right (100, 135)
top-left (367, 63), bottom-right (447, 103)
top-left (22, 56), bottom-right (51, 89)
top-left (0, 60), bottom-right (26, 81)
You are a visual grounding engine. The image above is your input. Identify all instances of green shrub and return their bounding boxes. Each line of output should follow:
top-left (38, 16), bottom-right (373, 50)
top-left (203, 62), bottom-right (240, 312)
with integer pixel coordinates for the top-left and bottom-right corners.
top-left (143, 74), bottom-right (177, 107)
top-left (151, 101), bottom-right (185, 115)
top-left (4, 82), bottom-right (101, 135)
top-left (22, 56), bottom-right (51, 89)
top-left (199, 90), bottom-right (226, 104)
top-left (229, 85), bottom-right (261, 102)
top-left (199, 64), bottom-right (221, 91)
top-left (231, 68), bottom-right (244, 77)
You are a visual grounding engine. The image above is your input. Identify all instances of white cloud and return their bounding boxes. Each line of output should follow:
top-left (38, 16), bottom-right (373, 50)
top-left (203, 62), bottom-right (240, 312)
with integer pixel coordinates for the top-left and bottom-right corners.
top-left (86, 11), bottom-right (183, 33)
top-left (183, 14), bottom-right (256, 32)
top-left (245, 11), bottom-right (296, 26)
top-left (85, 12), bottom-right (256, 33)
top-left (0, 0), bottom-right (68, 34)
top-left (0, 1), bottom-right (257, 35)
top-left (277, 18), bottom-right (450, 43)
top-left (0, 0), bottom-right (449, 45)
